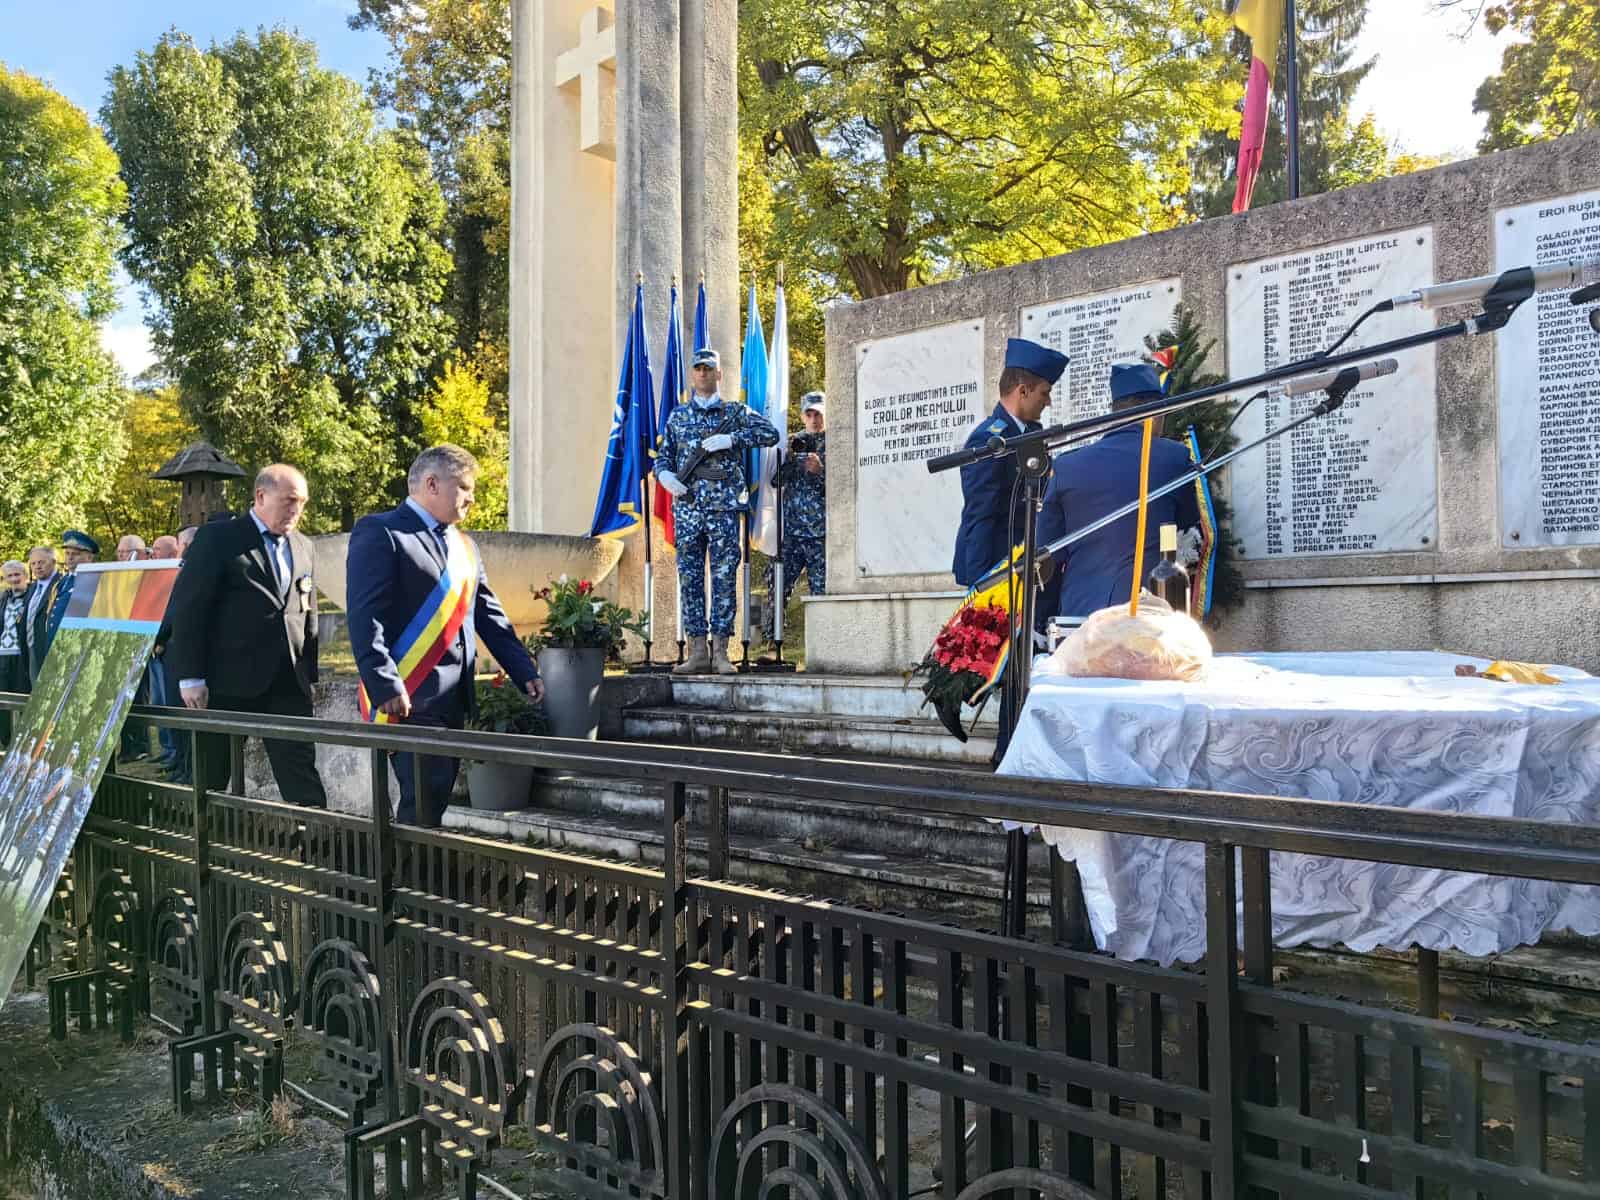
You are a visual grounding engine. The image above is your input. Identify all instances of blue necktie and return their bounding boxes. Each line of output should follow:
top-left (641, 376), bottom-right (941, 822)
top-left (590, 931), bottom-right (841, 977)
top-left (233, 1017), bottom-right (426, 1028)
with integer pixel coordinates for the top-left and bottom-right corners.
top-left (263, 532), bottom-right (288, 591)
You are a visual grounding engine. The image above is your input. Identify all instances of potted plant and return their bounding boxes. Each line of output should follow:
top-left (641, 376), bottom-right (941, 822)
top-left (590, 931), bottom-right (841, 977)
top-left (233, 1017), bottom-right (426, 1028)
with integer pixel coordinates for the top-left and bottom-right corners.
top-left (526, 576), bottom-right (645, 739)
top-left (465, 672), bottom-right (548, 810)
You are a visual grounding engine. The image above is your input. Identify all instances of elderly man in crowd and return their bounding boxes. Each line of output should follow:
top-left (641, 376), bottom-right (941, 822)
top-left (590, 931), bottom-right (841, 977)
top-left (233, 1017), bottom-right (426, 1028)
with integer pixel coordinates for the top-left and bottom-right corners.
top-left (115, 534), bottom-right (147, 561)
top-left (0, 560), bottom-right (28, 744)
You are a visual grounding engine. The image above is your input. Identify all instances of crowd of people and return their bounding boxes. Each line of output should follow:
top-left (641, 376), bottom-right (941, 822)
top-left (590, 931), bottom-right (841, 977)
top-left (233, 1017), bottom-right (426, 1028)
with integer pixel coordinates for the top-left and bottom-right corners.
top-left (0, 523), bottom-right (200, 778)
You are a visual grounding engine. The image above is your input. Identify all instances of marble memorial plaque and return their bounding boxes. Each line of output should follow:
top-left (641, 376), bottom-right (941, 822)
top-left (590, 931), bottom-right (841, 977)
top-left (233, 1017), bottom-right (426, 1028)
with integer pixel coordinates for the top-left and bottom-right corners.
top-left (855, 319), bottom-right (986, 577)
top-left (1019, 278), bottom-right (1181, 429)
top-left (1496, 188), bottom-right (1600, 548)
top-left (1227, 228), bottom-right (1439, 559)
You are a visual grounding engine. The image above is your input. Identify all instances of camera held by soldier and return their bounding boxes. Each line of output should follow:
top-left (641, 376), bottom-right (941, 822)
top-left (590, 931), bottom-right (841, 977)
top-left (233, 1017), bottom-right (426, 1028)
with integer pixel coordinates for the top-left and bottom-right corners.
top-left (789, 431), bottom-right (820, 456)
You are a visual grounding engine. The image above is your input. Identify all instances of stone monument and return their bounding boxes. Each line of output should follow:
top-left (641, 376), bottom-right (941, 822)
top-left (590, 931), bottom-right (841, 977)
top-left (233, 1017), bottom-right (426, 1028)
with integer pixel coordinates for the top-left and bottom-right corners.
top-left (507, 0), bottom-right (739, 644)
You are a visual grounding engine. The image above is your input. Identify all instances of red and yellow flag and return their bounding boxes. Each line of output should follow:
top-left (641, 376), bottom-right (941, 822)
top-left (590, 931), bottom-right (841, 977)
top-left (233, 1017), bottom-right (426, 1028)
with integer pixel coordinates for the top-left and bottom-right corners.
top-left (1232, 0), bottom-right (1285, 214)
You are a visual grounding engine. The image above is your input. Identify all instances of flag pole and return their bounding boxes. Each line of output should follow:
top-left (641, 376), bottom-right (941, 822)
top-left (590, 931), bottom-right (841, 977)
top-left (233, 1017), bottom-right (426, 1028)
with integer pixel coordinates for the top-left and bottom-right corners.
top-left (1285, 0), bottom-right (1301, 200)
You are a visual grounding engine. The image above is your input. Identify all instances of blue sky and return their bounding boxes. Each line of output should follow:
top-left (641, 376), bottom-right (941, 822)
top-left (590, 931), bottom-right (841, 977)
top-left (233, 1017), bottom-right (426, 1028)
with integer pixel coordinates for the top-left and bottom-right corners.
top-left (3, 0), bottom-right (1515, 378)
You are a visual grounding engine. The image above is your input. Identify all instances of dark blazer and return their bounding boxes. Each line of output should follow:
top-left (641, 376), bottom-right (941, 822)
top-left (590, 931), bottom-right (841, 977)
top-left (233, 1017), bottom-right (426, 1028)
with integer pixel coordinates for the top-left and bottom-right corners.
top-left (22, 573), bottom-right (65, 684)
top-left (346, 503), bottom-right (536, 720)
top-left (1036, 426), bottom-right (1201, 619)
top-left (952, 404), bottom-right (1038, 587)
top-left (164, 514), bottom-right (319, 698)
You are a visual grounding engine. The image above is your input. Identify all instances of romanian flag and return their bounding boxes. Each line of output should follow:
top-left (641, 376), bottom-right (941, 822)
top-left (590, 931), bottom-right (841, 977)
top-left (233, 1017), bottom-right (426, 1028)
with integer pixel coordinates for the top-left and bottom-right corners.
top-left (358, 529), bottom-right (479, 723)
top-left (653, 281), bottom-right (687, 548)
top-left (58, 562), bottom-right (179, 634)
top-left (1185, 427), bottom-right (1220, 618)
top-left (1232, 0), bottom-right (1285, 214)
top-left (1151, 345), bottom-right (1178, 392)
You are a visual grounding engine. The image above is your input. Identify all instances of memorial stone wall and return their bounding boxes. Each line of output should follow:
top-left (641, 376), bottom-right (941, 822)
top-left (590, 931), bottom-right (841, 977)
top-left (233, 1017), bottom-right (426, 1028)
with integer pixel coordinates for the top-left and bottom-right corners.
top-left (809, 132), bottom-right (1600, 674)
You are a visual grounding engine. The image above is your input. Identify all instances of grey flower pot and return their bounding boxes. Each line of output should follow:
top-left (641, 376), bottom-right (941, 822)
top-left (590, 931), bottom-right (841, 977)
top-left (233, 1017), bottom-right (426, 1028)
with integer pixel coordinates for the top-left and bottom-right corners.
top-left (540, 647), bottom-right (606, 739)
top-left (467, 760), bottom-right (536, 811)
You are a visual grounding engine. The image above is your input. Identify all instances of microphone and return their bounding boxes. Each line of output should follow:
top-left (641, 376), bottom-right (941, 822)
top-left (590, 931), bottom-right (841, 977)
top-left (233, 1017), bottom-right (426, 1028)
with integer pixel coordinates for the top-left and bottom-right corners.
top-left (1388, 257), bottom-right (1600, 311)
top-left (1273, 357), bottom-right (1398, 397)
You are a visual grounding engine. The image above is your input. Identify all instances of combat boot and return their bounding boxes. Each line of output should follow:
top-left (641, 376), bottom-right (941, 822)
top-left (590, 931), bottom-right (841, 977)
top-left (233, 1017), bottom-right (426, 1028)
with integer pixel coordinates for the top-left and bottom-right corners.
top-left (673, 636), bottom-right (709, 675)
top-left (711, 635), bottom-right (739, 675)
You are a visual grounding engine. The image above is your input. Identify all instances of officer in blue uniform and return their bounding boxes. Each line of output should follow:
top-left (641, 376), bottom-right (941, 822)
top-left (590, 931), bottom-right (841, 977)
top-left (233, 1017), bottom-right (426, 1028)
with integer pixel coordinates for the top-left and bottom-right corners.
top-left (766, 390), bottom-right (827, 622)
top-left (952, 338), bottom-right (1067, 764)
top-left (1037, 362), bottom-right (1201, 623)
top-left (952, 338), bottom-right (1069, 587)
top-left (658, 347), bottom-right (779, 675)
top-left (51, 530), bottom-right (100, 645)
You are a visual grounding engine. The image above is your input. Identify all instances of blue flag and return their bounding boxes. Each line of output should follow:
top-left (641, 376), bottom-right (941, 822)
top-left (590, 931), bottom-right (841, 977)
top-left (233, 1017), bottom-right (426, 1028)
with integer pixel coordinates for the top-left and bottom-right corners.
top-left (589, 281), bottom-right (656, 538)
top-left (693, 279), bottom-right (709, 353)
top-left (739, 281), bottom-right (769, 511)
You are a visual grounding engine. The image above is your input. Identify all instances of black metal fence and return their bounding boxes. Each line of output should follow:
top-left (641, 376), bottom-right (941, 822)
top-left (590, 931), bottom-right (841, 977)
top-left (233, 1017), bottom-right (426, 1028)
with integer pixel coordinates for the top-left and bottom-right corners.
top-left (25, 700), bottom-right (1600, 1199)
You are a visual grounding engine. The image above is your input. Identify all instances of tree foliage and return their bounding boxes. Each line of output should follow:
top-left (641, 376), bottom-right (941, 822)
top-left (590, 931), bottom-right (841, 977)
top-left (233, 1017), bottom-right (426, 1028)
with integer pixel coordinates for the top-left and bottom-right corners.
top-left (1437, 0), bottom-right (1600, 150)
top-left (742, 0), bottom-right (1241, 299)
top-left (86, 384), bottom-right (198, 542)
top-left (102, 29), bottom-right (455, 531)
top-left (0, 64), bottom-right (129, 553)
top-left (417, 344), bottom-right (510, 530)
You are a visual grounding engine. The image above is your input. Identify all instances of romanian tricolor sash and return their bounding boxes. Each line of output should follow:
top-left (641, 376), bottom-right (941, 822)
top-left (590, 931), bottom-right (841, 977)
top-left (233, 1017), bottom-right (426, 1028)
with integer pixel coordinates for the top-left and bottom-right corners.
top-left (358, 526), bottom-right (479, 723)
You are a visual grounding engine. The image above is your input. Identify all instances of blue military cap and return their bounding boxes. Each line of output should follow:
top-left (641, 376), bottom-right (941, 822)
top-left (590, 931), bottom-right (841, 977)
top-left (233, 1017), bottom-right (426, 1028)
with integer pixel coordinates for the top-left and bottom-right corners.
top-left (61, 529), bottom-right (100, 555)
top-left (1110, 362), bottom-right (1163, 402)
top-left (691, 347), bottom-right (721, 369)
top-left (1004, 337), bottom-right (1068, 385)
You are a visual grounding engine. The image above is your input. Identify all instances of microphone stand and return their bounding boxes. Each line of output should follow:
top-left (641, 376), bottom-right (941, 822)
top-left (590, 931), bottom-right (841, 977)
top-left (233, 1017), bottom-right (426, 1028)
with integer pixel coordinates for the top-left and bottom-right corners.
top-left (935, 288), bottom-right (1532, 946)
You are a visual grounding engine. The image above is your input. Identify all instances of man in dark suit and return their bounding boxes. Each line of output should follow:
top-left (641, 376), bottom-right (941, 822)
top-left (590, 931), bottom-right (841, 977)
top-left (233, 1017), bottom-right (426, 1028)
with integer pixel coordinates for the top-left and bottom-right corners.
top-left (347, 444), bottom-right (544, 827)
top-left (167, 464), bottom-right (327, 808)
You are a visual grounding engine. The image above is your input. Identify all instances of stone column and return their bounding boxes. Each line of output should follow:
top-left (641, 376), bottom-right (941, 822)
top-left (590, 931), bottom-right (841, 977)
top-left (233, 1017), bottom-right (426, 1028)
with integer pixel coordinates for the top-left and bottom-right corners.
top-left (508, 0), bottom-right (618, 535)
top-left (681, 0), bottom-right (741, 364)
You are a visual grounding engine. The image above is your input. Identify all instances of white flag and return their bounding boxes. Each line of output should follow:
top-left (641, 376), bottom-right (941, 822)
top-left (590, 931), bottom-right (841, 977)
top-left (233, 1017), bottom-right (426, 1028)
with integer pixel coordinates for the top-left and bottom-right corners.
top-left (752, 278), bottom-right (789, 555)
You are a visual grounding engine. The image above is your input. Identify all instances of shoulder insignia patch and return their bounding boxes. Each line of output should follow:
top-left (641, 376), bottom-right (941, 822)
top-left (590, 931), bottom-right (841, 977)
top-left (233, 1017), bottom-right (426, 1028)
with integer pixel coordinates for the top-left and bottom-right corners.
top-left (988, 421), bottom-right (1005, 433)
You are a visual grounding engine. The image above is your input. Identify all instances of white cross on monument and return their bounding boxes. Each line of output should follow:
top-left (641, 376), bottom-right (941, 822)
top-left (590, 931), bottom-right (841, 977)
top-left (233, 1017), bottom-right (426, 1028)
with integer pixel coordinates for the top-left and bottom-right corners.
top-left (555, 6), bottom-right (618, 161)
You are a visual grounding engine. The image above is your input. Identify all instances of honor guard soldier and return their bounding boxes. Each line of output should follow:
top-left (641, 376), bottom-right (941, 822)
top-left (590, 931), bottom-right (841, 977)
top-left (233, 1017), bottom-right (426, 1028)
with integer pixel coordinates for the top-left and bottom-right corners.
top-left (766, 390), bottom-right (828, 622)
top-left (952, 338), bottom-right (1067, 764)
top-left (1037, 362), bottom-right (1201, 623)
top-left (657, 347), bottom-right (780, 675)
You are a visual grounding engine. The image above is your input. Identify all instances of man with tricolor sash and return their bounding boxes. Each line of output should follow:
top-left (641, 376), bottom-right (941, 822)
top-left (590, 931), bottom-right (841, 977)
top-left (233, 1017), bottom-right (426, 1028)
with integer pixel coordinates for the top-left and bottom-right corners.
top-left (347, 444), bottom-right (544, 827)
top-left (1036, 363), bottom-right (1201, 623)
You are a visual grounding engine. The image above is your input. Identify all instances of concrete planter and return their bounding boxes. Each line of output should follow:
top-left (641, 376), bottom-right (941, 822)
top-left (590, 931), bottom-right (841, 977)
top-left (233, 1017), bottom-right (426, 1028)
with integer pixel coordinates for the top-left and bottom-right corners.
top-left (468, 760), bottom-right (536, 811)
top-left (541, 647), bottom-right (607, 739)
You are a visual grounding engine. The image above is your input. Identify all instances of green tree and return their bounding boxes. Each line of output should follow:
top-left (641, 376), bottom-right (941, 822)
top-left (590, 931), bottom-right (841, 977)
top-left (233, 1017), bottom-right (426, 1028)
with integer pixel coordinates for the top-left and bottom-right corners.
top-left (1143, 305), bottom-right (1245, 619)
top-left (353, 0), bottom-right (513, 357)
top-left (1190, 0), bottom-right (1378, 215)
top-left (417, 346), bottom-right (510, 530)
top-left (1437, 0), bottom-right (1600, 150)
top-left (743, 0), bottom-right (1241, 299)
top-left (102, 29), bottom-right (456, 531)
top-left (86, 384), bottom-right (199, 542)
top-left (0, 65), bottom-right (130, 553)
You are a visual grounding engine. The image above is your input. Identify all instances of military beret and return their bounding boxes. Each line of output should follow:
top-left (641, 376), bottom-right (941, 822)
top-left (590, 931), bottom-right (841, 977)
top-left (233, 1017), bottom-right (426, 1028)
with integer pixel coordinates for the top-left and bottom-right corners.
top-left (1004, 338), bottom-right (1068, 385)
top-left (691, 348), bottom-right (721, 369)
top-left (61, 529), bottom-right (100, 555)
top-left (1109, 362), bottom-right (1163, 402)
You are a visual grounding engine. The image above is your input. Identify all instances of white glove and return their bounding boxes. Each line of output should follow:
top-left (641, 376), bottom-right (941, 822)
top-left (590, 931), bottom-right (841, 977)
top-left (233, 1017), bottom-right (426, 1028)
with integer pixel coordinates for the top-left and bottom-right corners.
top-left (658, 471), bottom-right (688, 498)
top-left (700, 433), bottom-right (734, 452)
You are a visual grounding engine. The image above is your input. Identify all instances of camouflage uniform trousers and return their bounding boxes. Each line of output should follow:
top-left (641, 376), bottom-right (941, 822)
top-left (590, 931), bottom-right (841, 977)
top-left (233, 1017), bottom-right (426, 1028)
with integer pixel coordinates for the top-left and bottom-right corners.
top-left (675, 505), bottom-right (742, 637)
top-left (765, 536), bottom-right (825, 616)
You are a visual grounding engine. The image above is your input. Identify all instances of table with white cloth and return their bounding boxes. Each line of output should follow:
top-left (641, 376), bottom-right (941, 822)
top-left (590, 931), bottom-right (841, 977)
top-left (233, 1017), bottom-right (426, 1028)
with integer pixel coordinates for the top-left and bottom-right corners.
top-left (997, 650), bottom-right (1600, 967)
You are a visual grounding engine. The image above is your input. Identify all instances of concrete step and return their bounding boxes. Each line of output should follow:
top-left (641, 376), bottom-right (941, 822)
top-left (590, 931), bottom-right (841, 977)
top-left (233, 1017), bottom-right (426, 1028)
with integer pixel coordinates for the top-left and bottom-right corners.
top-left (443, 802), bottom-right (1046, 926)
top-left (666, 673), bottom-right (998, 727)
top-left (520, 768), bottom-right (1051, 873)
top-left (621, 706), bottom-right (996, 765)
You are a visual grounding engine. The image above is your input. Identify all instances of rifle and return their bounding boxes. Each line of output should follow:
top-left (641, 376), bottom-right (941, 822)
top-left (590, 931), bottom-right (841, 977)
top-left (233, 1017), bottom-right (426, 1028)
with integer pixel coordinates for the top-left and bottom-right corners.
top-left (676, 406), bottom-right (738, 483)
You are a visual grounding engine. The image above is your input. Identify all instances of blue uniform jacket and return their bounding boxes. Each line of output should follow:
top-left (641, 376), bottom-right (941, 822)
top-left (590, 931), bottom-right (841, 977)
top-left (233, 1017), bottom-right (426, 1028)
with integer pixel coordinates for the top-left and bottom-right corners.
top-left (346, 503), bottom-right (537, 719)
top-left (1036, 426), bottom-right (1201, 618)
top-left (952, 404), bottom-right (1036, 587)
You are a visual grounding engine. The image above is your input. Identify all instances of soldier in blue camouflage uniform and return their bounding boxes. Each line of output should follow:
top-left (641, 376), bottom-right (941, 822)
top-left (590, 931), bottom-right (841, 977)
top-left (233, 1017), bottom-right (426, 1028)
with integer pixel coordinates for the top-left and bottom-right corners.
top-left (766, 392), bottom-right (827, 632)
top-left (658, 347), bottom-right (779, 674)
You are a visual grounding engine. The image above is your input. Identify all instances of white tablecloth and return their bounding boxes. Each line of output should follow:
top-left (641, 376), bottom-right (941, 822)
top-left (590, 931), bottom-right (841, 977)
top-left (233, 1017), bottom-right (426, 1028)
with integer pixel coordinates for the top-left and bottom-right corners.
top-left (998, 651), bottom-right (1600, 965)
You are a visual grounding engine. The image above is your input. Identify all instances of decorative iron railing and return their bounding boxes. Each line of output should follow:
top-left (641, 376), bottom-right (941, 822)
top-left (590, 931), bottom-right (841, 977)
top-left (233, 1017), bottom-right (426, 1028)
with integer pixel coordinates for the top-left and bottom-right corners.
top-left (19, 698), bottom-right (1600, 1199)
